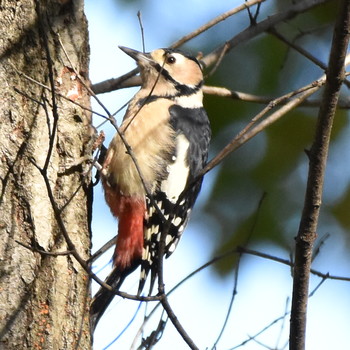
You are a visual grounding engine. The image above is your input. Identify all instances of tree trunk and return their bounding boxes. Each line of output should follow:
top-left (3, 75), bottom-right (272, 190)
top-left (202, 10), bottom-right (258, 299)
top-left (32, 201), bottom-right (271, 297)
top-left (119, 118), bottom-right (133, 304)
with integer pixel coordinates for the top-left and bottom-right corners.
top-left (0, 0), bottom-right (92, 349)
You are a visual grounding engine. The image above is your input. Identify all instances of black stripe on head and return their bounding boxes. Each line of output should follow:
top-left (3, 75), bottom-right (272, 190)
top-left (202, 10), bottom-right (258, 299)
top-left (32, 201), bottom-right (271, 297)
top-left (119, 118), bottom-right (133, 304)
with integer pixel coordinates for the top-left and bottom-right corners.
top-left (152, 62), bottom-right (203, 96)
top-left (162, 48), bottom-right (202, 69)
top-left (175, 80), bottom-right (203, 95)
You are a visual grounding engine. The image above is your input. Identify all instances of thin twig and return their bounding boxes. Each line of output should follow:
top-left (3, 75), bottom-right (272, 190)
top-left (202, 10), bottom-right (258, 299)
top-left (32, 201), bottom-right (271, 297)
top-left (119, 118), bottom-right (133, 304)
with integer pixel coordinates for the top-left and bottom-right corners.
top-left (311, 232), bottom-right (330, 262)
top-left (202, 85), bottom-right (350, 108)
top-left (13, 87), bottom-right (45, 107)
top-left (211, 253), bottom-right (241, 349)
top-left (92, 68), bottom-right (140, 95)
top-left (200, 75), bottom-right (326, 177)
top-left (29, 154), bottom-right (162, 304)
top-left (171, 0), bottom-right (266, 48)
top-left (206, 42), bottom-right (229, 77)
top-left (92, 0), bottom-right (331, 95)
top-left (238, 246), bottom-right (350, 282)
top-left (89, 235), bottom-right (117, 263)
top-left (250, 337), bottom-right (276, 349)
top-left (12, 68), bottom-right (107, 119)
top-left (159, 295), bottom-right (199, 350)
top-left (269, 28), bottom-right (350, 89)
top-left (276, 298), bottom-right (290, 349)
top-left (212, 193), bottom-right (266, 349)
top-left (202, 0), bottom-right (332, 68)
top-left (57, 33), bottom-right (166, 225)
top-left (270, 27), bottom-right (327, 70)
top-left (137, 316), bottom-right (167, 350)
top-left (308, 275), bottom-right (328, 297)
top-left (15, 240), bottom-right (74, 256)
top-left (37, 10), bottom-right (58, 173)
top-left (137, 11), bottom-right (146, 53)
top-left (229, 311), bottom-right (290, 350)
top-left (131, 250), bottom-right (237, 349)
top-left (34, 7), bottom-right (88, 348)
top-left (131, 242), bottom-right (350, 349)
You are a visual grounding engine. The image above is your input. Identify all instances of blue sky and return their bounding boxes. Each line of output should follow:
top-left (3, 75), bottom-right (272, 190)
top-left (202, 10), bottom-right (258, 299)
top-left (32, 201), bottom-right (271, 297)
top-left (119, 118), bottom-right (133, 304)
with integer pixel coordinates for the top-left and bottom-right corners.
top-left (85, 1), bottom-right (350, 349)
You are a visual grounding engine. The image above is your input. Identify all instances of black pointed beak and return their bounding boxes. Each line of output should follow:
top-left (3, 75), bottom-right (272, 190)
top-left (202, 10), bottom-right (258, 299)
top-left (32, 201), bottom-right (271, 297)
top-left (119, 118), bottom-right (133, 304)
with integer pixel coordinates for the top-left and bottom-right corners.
top-left (118, 46), bottom-right (152, 64)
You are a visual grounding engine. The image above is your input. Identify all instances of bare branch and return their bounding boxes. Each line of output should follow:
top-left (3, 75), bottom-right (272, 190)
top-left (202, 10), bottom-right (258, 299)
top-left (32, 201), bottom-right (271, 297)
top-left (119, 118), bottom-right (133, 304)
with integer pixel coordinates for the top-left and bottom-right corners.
top-left (137, 317), bottom-right (167, 350)
top-left (15, 240), bottom-right (74, 256)
top-left (237, 246), bottom-right (350, 282)
top-left (29, 152), bottom-right (161, 304)
top-left (137, 11), bottom-right (146, 53)
top-left (200, 75), bottom-right (326, 177)
top-left (269, 28), bottom-right (350, 89)
top-left (130, 241), bottom-right (350, 349)
top-left (36, 9), bottom-right (58, 173)
top-left (276, 299), bottom-right (291, 349)
top-left (159, 295), bottom-right (199, 350)
top-left (269, 28), bottom-right (327, 71)
top-left (171, 0), bottom-right (266, 48)
top-left (12, 67), bottom-right (107, 119)
top-left (308, 276), bottom-right (328, 297)
top-left (229, 310), bottom-right (290, 350)
top-left (311, 232), bottom-right (331, 261)
top-left (202, 0), bottom-right (332, 68)
top-left (290, 1), bottom-right (350, 349)
top-left (211, 253), bottom-right (241, 349)
top-left (92, 69), bottom-right (140, 95)
top-left (92, 0), bottom-right (332, 95)
top-left (203, 84), bottom-right (350, 108)
top-left (89, 235), bottom-right (117, 263)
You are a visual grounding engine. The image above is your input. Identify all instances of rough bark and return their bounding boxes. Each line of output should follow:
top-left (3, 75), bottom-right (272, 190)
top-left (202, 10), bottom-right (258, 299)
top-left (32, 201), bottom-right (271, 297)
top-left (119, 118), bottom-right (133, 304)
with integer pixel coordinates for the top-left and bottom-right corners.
top-left (0, 0), bottom-right (92, 349)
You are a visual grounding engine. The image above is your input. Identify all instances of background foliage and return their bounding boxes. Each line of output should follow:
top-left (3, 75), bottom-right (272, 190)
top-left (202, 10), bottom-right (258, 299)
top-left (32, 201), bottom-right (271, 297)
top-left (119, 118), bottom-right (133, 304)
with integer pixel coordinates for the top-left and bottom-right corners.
top-left (87, 0), bottom-right (350, 349)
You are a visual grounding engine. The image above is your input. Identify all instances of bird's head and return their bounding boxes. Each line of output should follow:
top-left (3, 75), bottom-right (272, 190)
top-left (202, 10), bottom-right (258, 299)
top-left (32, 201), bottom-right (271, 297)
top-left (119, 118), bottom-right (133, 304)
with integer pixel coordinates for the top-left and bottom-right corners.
top-left (119, 46), bottom-right (204, 98)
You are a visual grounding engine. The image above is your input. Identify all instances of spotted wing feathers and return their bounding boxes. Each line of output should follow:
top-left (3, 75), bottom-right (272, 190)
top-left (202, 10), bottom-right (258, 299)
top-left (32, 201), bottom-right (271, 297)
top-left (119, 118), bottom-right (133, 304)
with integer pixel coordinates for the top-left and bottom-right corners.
top-left (138, 106), bottom-right (211, 294)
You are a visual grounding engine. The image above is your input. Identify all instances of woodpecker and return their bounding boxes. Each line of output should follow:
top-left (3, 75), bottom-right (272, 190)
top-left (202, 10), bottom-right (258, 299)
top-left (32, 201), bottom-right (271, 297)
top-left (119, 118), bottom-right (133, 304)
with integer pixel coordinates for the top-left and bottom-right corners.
top-left (90, 46), bottom-right (211, 330)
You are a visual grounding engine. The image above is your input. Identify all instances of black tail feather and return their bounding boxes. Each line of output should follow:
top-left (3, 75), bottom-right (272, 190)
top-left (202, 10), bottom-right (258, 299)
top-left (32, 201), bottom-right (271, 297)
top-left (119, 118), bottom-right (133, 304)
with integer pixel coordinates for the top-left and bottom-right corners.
top-left (90, 267), bottom-right (124, 332)
top-left (90, 262), bottom-right (139, 332)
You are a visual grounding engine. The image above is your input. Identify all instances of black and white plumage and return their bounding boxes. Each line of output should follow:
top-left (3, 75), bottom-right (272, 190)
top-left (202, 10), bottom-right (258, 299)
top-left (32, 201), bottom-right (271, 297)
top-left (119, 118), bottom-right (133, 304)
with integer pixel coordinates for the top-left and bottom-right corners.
top-left (141, 104), bottom-right (210, 292)
top-left (90, 46), bottom-right (211, 330)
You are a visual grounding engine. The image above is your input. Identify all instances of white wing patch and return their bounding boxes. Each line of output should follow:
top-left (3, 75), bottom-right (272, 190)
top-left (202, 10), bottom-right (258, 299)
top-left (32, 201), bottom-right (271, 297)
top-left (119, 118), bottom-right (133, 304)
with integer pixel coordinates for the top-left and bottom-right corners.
top-left (140, 134), bottom-right (191, 294)
top-left (161, 134), bottom-right (190, 203)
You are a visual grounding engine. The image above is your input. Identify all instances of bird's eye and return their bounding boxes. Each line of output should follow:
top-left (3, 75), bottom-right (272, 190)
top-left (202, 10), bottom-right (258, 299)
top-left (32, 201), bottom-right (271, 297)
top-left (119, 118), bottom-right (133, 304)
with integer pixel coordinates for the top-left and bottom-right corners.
top-left (166, 56), bottom-right (176, 64)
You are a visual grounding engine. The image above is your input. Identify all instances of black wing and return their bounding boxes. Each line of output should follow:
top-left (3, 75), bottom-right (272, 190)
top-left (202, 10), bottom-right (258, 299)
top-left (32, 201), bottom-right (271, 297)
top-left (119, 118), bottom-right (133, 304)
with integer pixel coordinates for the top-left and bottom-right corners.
top-left (138, 106), bottom-right (211, 294)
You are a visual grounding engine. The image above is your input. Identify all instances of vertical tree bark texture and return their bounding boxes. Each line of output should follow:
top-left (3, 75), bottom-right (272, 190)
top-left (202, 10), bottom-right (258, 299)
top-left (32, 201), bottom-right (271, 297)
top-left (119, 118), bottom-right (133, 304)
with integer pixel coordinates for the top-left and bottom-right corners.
top-left (0, 0), bottom-right (92, 349)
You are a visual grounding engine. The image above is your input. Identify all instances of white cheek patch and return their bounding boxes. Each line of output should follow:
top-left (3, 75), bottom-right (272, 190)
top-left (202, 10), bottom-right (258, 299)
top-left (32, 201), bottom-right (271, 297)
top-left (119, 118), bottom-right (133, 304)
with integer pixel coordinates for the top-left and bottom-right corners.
top-left (176, 91), bottom-right (203, 108)
top-left (171, 53), bottom-right (186, 64)
top-left (161, 134), bottom-right (190, 203)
